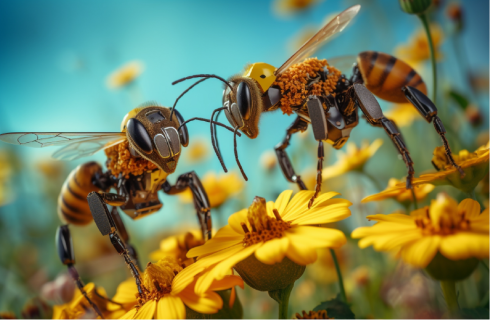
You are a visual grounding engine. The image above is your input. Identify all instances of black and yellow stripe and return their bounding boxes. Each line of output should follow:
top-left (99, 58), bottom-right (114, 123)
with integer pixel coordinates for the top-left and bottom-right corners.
top-left (357, 51), bottom-right (427, 103)
top-left (57, 162), bottom-right (102, 225)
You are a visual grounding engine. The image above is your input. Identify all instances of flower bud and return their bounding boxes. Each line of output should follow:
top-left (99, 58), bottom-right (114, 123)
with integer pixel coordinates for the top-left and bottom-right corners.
top-left (234, 254), bottom-right (305, 292)
top-left (399, 0), bottom-right (431, 14)
top-left (425, 252), bottom-right (479, 281)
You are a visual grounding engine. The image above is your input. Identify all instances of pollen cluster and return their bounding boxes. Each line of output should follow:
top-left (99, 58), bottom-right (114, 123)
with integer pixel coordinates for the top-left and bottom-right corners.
top-left (241, 197), bottom-right (290, 246)
top-left (432, 145), bottom-right (476, 170)
top-left (273, 58), bottom-right (342, 115)
top-left (295, 310), bottom-right (332, 319)
top-left (139, 258), bottom-right (183, 305)
top-left (412, 199), bottom-right (470, 236)
top-left (105, 141), bottom-right (157, 178)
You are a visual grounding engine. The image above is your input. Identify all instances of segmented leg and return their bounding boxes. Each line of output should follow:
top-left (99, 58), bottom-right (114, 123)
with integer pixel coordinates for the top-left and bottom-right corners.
top-left (308, 141), bottom-right (324, 208)
top-left (274, 117), bottom-right (309, 191)
top-left (110, 208), bottom-right (140, 270)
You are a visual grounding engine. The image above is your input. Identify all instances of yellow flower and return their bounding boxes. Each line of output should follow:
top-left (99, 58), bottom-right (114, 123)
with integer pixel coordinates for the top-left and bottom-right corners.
top-left (114, 257), bottom-right (243, 319)
top-left (150, 230), bottom-right (204, 266)
top-left (273, 0), bottom-right (322, 16)
top-left (53, 282), bottom-right (126, 319)
top-left (323, 139), bottom-right (383, 180)
top-left (385, 103), bottom-right (423, 127)
top-left (398, 142), bottom-right (490, 193)
top-left (179, 171), bottom-right (244, 208)
top-left (185, 190), bottom-right (351, 292)
top-left (106, 61), bottom-right (144, 89)
top-left (352, 194), bottom-right (488, 278)
top-left (394, 24), bottom-right (443, 66)
top-left (362, 178), bottom-right (435, 205)
top-left (185, 137), bottom-right (210, 163)
top-left (0, 153), bottom-right (12, 206)
top-left (260, 150), bottom-right (278, 171)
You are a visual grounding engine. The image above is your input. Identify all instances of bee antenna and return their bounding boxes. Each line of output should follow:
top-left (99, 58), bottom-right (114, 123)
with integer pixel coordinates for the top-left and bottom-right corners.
top-left (170, 77), bottom-right (209, 120)
top-left (177, 117), bottom-right (241, 136)
top-left (233, 126), bottom-right (248, 181)
top-left (172, 74), bottom-right (233, 91)
top-left (210, 107), bottom-right (229, 173)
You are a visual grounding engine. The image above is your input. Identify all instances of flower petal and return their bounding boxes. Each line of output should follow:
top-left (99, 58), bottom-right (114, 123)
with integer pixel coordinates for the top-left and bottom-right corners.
top-left (291, 201), bottom-right (351, 225)
top-left (120, 308), bottom-right (138, 319)
top-left (112, 278), bottom-right (138, 304)
top-left (134, 300), bottom-right (157, 319)
top-left (286, 242), bottom-right (318, 265)
top-left (400, 236), bottom-right (441, 268)
top-left (255, 237), bottom-right (290, 264)
top-left (156, 295), bottom-right (186, 319)
top-left (284, 193), bottom-right (344, 221)
top-left (439, 232), bottom-right (489, 260)
top-left (207, 275), bottom-right (244, 291)
top-left (281, 191), bottom-right (315, 219)
top-left (356, 230), bottom-right (423, 251)
top-left (187, 237), bottom-right (242, 259)
top-left (285, 226), bottom-right (346, 249)
top-left (366, 213), bottom-right (416, 224)
top-left (179, 286), bottom-right (222, 314)
top-left (228, 209), bottom-right (248, 235)
top-left (274, 190), bottom-right (294, 215)
top-left (458, 198), bottom-right (481, 219)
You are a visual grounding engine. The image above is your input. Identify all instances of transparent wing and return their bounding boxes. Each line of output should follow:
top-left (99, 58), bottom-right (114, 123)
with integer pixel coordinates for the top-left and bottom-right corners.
top-left (0, 132), bottom-right (126, 161)
top-left (326, 55), bottom-right (358, 75)
top-left (275, 5), bottom-right (361, 76)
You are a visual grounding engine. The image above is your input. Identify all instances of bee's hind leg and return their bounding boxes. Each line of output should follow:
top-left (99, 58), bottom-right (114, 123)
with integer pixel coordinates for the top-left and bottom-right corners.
top-left (110, 207), bottom-right (141, 270)
top-left (402, 86), bottom-right (465, 177)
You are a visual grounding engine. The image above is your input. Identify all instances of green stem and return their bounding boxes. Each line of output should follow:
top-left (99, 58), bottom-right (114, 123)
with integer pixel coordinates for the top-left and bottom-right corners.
top-left (418, 13), bottom-right (437, 104)
top-left (269, 282), bottom-right (294, 319)
top-left (481, 260), bottom-right (489, 271)
top-left (440, 280), bottom-right (459, 314)
top-left (410, 188), bottom-right (419, 210)
top-left (330, 249), bottom-right (347, 303)
top-left (362, 171), bottom-right (383, 191)
top-left (469, 190), bottom-right (478, 202)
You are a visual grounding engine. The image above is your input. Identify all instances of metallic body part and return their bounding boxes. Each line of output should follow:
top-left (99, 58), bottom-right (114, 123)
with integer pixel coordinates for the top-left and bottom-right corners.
top-left (242, 62), bottom-right (277, 92)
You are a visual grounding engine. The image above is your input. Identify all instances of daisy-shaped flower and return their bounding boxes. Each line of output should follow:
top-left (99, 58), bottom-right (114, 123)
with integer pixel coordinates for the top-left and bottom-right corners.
top-left (53, 282), bottom-right (126, 319)
top-left (149, 230), bottom-right (203, 265)
top-left (394, 23), bottom-right (443, 67)
top-left (185, 190), bottom-right (351, 292)
top-left (106, 61), bottom-right (144, 89)
top-left (179, 171), bottom-right (244, 208)
top-left (323, 139), bottom-right (383, 180)
top-left (352, 193), bottom-right (488, 280)
top-left (113, 257), bottom-right (243, 319)
top-left (362, 178), bottom-right (434, 206)
top-left (397, 142), bottom-right (489, 193)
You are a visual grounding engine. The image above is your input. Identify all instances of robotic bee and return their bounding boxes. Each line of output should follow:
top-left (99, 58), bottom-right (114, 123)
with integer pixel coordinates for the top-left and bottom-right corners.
top-left (173, 4), bottom-right (463, 207)
top-left (0, 103), bottom-right (238, 317)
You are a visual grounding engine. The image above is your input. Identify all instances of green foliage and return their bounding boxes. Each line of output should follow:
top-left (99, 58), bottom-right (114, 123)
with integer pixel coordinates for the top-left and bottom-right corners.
top-left (313, 295), bottom-right (356, 319)
top-left (399, 0), bottom-right (431, 15)
top-left (449, 90), bottom-right (470, 110)
top-left (460, 307), bottom-right (490, 319)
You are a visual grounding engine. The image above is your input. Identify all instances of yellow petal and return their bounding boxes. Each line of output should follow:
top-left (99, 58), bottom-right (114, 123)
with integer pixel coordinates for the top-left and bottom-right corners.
top-left (471, 208), bottom-right (489, 232)
top-left (228, 209), bottom-right (248, 235)
top-left (274, 190), bottom-right (294, 215)
top-left (458, 198), bottom-right (481, 219)
top-left (156, 295), bottom-right (186, 319)
top-left (255, 237), bottom-right (290, 264)
top-left (285, 226), bottom-right (346, 248)
top-left (186, 238), bottom-right (242, 259)
top-left (401, 236), bottom-right (441, 268)
top-left (207, 275), bottom-right (244, 291)
top-left (214, 225), bottom-right (241, 239)
top-left (179, 286), bottom-right (222, 314)
top-left (351, 223), bottom-right (418, 238)
top-left (112, 278), bottom-right (138, 304)
top-left (285, 194), bottom-right (346, 221)
top-left (134, 300), bottom-right (157, 319)
top-left (439, 232), bottom-right (489, 260)
top-left (357, 231), bottom-right (422, 251)
top-left (291, 203), bottom-right (351, 225)
top-left (286, 242), bottom-right (318, 265)
top-left (366, 213), bottom-right (416, 224)
top-left (281, 191), bottom-right (315, 219)
top-left (120, 308), bottom-right (138, 319)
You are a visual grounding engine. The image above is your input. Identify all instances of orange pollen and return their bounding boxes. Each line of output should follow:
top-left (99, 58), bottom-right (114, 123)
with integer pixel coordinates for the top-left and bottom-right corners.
top-left (414, 207), bottom-right (471, 235)
top-left (295, 310), bottom-right (332, 319)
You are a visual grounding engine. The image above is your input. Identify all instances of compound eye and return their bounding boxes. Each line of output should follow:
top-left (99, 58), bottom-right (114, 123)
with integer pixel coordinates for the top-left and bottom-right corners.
top-left (236, 82), bottom-right (251, 120)
top-left (173, 109), bottom-right (189, 147)
top-left (127, 118), bottom-right (152, 153)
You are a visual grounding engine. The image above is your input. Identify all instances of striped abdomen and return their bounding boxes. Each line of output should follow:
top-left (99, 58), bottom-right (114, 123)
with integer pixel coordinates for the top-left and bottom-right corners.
top-left (357, 51), bottom-right (427, 103)
top-left (57, 162), bottom-right (103, 225)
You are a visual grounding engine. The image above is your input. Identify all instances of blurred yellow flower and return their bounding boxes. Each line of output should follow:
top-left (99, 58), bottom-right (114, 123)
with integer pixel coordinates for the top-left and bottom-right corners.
top-left (395, 24), bottom-right (443, 66)
top-left (106, 61), bottom-right (144, 89)
top-left (185, 137), bottom-right (210, 163)
top-left (179, 171), bottom-right (244, 208)
top-left (385, 103), bottom-right (423, 127)
top-left (185, 190), bottom-right (351, 292)
top-left (352, 194), bottom-right (488, 270)
top-left (323, 139), bottom-right (383, 180)
top-left (362, 178), bottom-right (435, 205)
top-left (114, 257), bottom-right (243, 319)
top-left (53, 282), bottom-right (125, 319)
top-left (150, 230), bottom-right (203, 265)
top-left (260, 150), bottom-right (277, 171)
top-left (273, 0), bottom-right (322, 16)
top-left (0, 153), bottom-right (12, 206)
top-left (398, 142), bottom-right (489, 193)
top-left (307, 247), bottom-right (347, 284)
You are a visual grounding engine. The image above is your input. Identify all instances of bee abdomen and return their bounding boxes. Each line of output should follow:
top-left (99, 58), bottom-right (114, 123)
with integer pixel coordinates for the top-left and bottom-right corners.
top-left (57, 162), bottom-right (103, 225)
top-left (357, 51), bottom-right (427, 103)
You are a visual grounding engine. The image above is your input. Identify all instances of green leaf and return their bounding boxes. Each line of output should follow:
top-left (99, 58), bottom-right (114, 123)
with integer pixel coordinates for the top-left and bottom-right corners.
top-left (460, 307), bottom-right (489, 319)
top-left (313, 295), bottom-right (355, 319)
top-left (449, 90), bottom-right (470, 110)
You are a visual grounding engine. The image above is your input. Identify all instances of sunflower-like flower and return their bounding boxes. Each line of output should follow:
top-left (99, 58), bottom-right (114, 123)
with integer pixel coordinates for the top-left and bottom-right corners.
top-left (185, 190), bottom-right (351, 292)
top-left (273, 0), bottom-right (322, 16)
top-left (398, 142), bottom-right (489, 193)
top-left (362, 178), bottom-right (435, 206)
top-left (53, 282), bottom-right (126, 319)
top-left (352, 193), bottom-right (488, 280)
top-left (385, 103), bottom-right (423, 127)
top-left (149, 230), bottom-right (203, 266)
top-left (394, 23), bottom-right (443, 67)
top-left (106, 61), bottom-right (144, 89)
top-left (113, 257), bottom-right (243, 319)
top-left (179, 171), bottom-right (244, 208)
top-left (322, 139), bottom-right (383, 180)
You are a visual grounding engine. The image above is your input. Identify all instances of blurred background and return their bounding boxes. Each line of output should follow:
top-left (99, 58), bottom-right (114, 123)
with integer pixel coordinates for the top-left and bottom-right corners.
top-left (0, 0), bottom-right (488, 318)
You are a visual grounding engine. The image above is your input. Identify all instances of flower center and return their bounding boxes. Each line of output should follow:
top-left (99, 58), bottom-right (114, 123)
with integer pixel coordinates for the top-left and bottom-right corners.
top-left (295, 310), bottom-right (332, 319)
top-left (241, 196), bottom-right (290, 246)
top-left (138, 258), bottom-right (183, 305)
top-left (432, 146), bottom-right (476, 170)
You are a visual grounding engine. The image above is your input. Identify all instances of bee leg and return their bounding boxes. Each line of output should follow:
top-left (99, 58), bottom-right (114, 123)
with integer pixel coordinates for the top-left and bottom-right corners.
top-left (274, 116), bottom-right (309, 191)
top-left (308, 141), bottom-right (325, 208)
top-left (110, 208), bottom-right (141, 270)
top-left (56, 225), bottom-right (104, 318)
top-left (162, 171), bottom-right (212, 241)
top-left (402, 86), bottom-right (465, 177)
top-left (353, 83), bottom-right (415, 189)
top-left (87, 192), bottom-right (148, 301)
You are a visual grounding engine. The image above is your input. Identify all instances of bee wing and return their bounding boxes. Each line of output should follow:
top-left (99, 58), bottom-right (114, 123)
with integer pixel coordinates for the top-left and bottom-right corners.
top-left (325, 55), bottom-right (358, 74)
top-left (274, 5), bottom-right (361, 76)
top-left (0, 132), bottom-right (126, 161)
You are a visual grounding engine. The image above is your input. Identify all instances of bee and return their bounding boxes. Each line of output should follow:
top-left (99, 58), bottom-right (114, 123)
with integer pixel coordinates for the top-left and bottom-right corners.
top-left (0, 103), bottom-right (238, 317)
top-left (172, 4), bottom-right (463, 207)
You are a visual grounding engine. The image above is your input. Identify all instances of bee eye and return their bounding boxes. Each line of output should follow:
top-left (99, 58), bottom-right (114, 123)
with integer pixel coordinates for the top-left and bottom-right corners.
top-left (127, 118), bottom-right (152, 153)
top-left (237, 82), bottom-right (251, 120)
